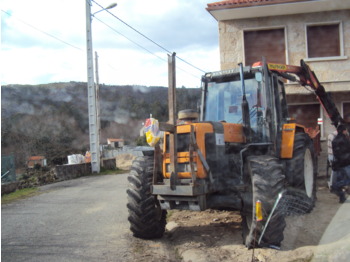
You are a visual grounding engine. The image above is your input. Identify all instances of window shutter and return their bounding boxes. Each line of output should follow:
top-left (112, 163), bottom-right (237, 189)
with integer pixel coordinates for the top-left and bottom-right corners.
top-left (244, 29), bottom-right (286, 66)
top-left (307, 24), bottom-right (340, 58)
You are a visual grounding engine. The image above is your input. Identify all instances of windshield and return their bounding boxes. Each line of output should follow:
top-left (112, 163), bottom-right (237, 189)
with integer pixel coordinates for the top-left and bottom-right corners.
top-left (204, 78), bottom-right (264, 129)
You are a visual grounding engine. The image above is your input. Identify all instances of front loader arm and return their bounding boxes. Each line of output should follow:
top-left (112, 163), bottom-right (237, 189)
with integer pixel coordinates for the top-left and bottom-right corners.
top-left (297, 60), bottom-right (343, 128)
top-left (253, 59), bottom-right (344, 128)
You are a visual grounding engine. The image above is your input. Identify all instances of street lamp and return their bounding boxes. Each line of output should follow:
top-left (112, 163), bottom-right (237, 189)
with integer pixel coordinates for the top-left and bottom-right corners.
top-left (85, 1), bottom-right (117, 173)
top-left (92, 3), bottom-right (117, 16)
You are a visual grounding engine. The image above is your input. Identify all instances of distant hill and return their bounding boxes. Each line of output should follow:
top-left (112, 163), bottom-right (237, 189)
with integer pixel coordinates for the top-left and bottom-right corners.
top-left (1, 82), bottom-right (200, 167)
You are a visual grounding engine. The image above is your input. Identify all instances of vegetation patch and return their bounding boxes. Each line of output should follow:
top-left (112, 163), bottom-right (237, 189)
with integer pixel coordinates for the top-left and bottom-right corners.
top-left (166, 210), bottom-right (175, 220)
top-left (17, 167), bottom-right (57, 189)
top-left (1, 187), bottom-right (40, 205)
top-left (96, 168), bottom-right (127, 176)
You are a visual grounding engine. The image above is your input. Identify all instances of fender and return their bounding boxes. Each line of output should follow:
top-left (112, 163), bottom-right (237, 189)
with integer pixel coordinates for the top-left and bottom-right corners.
top-left (280, 123), bottom-right (305, 158)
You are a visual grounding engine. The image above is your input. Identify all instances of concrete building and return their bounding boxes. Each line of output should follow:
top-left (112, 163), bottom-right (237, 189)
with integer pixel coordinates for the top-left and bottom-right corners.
top-left (107, 138), bottom-right (125, 148)
top-left (27, 156), bottom-right (47, 168)
top-left (206, 0), bottom-right (350, 146)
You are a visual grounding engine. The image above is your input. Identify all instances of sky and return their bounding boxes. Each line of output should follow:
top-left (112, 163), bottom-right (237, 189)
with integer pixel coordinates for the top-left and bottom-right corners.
top-left (1, 0), bottom-right (220, 88)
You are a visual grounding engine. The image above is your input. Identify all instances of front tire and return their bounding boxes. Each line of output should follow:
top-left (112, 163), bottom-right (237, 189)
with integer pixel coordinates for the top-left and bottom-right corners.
top-left (126, 156), bottom-right (167, 239)
top-left (241, 155), bottom-right (286, 248)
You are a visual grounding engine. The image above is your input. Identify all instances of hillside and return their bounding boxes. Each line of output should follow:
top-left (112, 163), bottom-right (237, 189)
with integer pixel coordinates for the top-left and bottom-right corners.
top-left (1, 82), bottom-right (200, 167)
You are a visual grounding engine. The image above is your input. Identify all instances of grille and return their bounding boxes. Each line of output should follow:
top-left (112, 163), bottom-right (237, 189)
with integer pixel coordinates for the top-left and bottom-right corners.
top-left (166, 133), bottom-right (191, 153)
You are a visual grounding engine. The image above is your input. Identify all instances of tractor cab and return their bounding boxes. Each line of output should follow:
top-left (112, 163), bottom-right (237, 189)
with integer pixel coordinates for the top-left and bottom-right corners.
top-left (200, 65), bottom-right (288, 147)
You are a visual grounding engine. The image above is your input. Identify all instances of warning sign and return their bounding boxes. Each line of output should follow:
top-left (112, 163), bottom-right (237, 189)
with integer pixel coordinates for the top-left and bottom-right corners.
top-left (268, 63), bottom-right (287, 71)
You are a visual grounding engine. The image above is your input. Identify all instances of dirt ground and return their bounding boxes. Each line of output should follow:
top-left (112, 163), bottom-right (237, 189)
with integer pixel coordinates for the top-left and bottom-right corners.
top-left (128, 177), bottom-right (350, 262)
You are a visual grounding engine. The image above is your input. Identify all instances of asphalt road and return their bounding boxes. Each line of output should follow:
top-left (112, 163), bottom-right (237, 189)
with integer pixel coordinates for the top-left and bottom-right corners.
top-left (1, 174), bottom-right (140, 262)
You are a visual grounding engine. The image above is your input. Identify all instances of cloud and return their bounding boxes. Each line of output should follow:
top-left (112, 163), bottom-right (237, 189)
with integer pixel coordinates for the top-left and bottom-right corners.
top-left (93, 0), bottom-right (218, 51)
top-left (1, 0), bottom-right (220, 87)
top-left (1, 47), bottom-right (86, 85)
top-left (1, 0), bottom-right (86, 49)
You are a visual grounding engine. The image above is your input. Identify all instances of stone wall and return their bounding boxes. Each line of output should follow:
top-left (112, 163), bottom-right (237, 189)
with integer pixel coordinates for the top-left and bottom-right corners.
top-left (55, 158), bottom-right (118, 181)
top-left (55, 163), bottom-right (92, 181)
top-left (102, 158), bottom-right (117, 170)
top-left (1, 159), bottom-right (118, 195)
top-left (1, 182), bottom-right (19, 195)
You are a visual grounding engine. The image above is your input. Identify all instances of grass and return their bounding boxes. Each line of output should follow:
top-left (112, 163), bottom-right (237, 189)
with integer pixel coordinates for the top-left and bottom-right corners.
top-left (167, 210), bottom-right (175, 220)
top-left (82, 168), bottom-right (128, 177)
top-left (1, 187), bottom-right (40, 205)
top-left (2, 168), bottom-right (128, 205)
top-left (174, 248), bottom-right (183, 261)
top-left (100, 168), bottom-right (128, 175)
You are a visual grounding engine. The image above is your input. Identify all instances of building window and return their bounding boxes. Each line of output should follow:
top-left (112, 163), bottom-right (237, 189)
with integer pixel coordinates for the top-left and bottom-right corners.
top-left (288, 104), bottom-right (320, 129)
top-left (306, 23), bottom-right (341, 58)
top-left (343, 102), bottom-right (350, 121)
top-left (244, 28), bottom-right (286, 66)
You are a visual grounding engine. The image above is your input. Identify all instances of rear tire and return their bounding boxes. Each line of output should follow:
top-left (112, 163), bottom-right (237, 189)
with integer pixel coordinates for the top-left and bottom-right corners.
top-left (286, 133), bottom-right (317, 210)
top-left (127, 156), bottom-right (167, 239)
top-left (241, 155), bottom-right (286, 248)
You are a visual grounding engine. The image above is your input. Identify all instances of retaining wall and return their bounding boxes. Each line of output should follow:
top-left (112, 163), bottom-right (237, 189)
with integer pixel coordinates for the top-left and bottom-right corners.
top-left (1, 182), bottom-right (19, 195)
top-left (55, 163), bottom-right (92, 181)
top-left (55, 158), bottom-right (118, 181)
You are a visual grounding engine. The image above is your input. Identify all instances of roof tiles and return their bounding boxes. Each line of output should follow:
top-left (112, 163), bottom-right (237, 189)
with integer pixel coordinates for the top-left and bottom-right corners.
top-left (207, 0), bottom-right (311, 10)
top-left (107, 138), bottom-right (124, 142)
top-left (28, 156), bottom-right (45, 161)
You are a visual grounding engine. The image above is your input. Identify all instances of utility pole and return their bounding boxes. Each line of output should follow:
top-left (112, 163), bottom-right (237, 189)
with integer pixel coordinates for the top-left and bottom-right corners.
top-left (95, 51), bottom-right (102, 168)
top-left (85, 0), bottom-right (100, 173)
top-left (168, 53), bottom-right (178, 187)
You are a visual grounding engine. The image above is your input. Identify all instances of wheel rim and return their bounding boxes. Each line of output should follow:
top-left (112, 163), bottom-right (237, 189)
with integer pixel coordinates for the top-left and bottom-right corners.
top-left (304, 149), bottom-right (314, 198)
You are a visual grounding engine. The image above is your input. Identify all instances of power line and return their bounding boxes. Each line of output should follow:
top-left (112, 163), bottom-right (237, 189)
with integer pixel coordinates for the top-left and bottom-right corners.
top-left (1, 9), bottom-right (83, 51)
top-left (93, 17), bottom-right (199, 79)
top-left (92, 0), bottom-right (172, 54)
top-left (2, 7), bottom-right (125, 85)
top-left (93, 16), bottom-right (168, 63)
top-left (90, 0), bottom-right (200, 78)
top-left (2, 4), bottom-right (203, 84)
top-left (177, 56), bottom-right (206, 74)
top-left (1, 8), bottom-right (146, 82)
top-left (91, 0), bottom-right (206, 73)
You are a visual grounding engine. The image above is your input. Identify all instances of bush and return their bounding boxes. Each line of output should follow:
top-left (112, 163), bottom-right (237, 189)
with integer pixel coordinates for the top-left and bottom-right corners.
top-left (135, 135), bottom-right (147, 146)
top-left (34, 163), bottom-right (42, 170)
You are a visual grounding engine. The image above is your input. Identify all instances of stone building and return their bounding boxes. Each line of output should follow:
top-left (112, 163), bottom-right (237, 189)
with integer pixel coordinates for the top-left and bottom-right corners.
top-left (107, 138), bottom-right (125, 148)
top-left (206, 0), bottom-right (350, 145)
top-left (27, 156), bottom-right (47, 168)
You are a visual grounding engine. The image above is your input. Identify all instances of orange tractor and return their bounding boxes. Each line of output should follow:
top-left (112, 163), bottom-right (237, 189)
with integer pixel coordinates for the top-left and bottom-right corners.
top-left (127, 56), bottom-right (343, 248)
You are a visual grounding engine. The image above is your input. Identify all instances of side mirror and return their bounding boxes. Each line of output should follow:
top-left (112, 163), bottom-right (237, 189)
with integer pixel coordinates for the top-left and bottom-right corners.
top-left (255, 72), bottom-right (263, 82)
